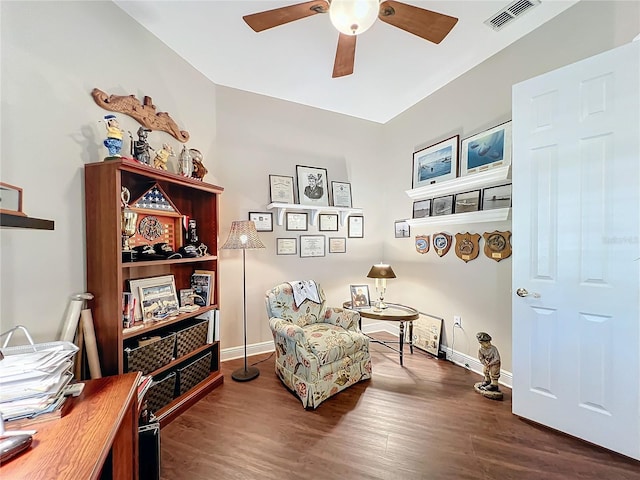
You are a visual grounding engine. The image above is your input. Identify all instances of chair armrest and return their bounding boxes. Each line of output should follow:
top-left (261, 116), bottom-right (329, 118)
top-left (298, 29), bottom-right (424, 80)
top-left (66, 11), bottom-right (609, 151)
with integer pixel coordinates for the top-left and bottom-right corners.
top-left (323, 307), bottom-right (361, 331)
top-left (269, 318), bottom-right (307, 345)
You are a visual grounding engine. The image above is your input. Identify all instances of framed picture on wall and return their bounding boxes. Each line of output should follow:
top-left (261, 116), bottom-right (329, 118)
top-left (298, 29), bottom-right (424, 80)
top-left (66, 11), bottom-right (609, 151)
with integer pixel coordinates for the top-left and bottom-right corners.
top-left (319, 213), bottom-right (339, 231)
top-left (269, 175), bottom-right (295, 204)
top-left (328, 237), bottom-right (346, 253)
top-left (394, 220), bottom-right (410, 238)
top-left (300, 235), bottom-right (326, 258)
top-left (296, 165), bottom-right (329, 206)
top-left (276, 238), bottom-right (297, 255)
top-left (412, 199), bottom-right (431, 219)
top-left (454, 190), bottom-right (481, 213)
top-left (348, 215), bottom-right (364, 238)
top-left (432, 195), bottom-right (454, 216)
top-left (412, 135), bottom-right (459, 188)
top-left (285, 212), bottom-right (308, 231)
top-left (482, 183), bottom-right (512, 210)
top-left (460, 121), bottom-right (512, 177)
top-left (331, 181), bottom-right (352, 208)
top-left (248, 212), bottom-right (273, 232)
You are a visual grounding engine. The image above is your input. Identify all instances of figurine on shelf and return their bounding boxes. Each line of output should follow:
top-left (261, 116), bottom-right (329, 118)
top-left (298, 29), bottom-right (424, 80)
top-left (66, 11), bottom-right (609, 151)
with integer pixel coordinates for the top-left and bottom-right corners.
top-left (132, 127), bottom-right (154, 165)
top-left (153, 143), bottom-right (174, 170)
top-left (190, 149), bottom-right (208, 181)
top-left (473, 332), bottom-right (503, 400)
top-left (178, 145), bottom-right (193, 177)
top-left (102, 114), bottom-right (125, 158)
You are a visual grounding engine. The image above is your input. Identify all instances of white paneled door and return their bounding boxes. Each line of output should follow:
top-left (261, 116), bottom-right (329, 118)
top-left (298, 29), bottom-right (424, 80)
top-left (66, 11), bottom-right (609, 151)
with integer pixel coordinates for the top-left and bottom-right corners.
top-left (512, 40), bottom-right (639, 460)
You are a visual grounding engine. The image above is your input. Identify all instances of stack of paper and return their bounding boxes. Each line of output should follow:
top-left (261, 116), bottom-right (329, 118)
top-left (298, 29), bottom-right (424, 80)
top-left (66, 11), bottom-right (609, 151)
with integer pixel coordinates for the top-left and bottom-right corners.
top-left (0, 342), bottom-right (78, 423)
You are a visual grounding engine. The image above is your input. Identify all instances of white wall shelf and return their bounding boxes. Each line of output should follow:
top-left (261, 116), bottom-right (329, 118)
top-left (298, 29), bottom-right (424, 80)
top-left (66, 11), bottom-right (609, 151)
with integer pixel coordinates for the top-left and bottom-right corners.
top-left (267, 202), bottom-right (363, 227)
top-left (406, 208), bottom-right (511, 228)
top-left (406, 165), bottom-right (511, 201)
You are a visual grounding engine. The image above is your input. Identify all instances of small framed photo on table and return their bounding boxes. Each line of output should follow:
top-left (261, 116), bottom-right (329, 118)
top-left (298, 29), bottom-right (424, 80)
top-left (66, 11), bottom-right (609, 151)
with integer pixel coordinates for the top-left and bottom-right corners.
top-left (248, 212), bottom-right (273, 232)
top-left (319, 213), bottom-right (339, 231)
top-left (331, 181), bottom-right (352, 207)
top-left (300, 235), bottom-right (326, 258)
top-left (286, 211), bottom-right (308, 231)
top-left (348, 215), bottom-right (364, 238)
top-left (276, 238), bottom-right (297, 255)
top-left (350, 284), bottom-right (370, 309)
top-left (328, 237), bottom-right (346, 253)
top-left (269, 175), bottom-right (295, 204)
top-left (296, 165), bottom-right (329, 206)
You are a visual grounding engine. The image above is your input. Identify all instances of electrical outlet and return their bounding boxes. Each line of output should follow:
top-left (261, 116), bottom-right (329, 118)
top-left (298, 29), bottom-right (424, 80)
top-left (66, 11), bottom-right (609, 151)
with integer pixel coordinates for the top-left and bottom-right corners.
top-left (454, 315), bottom-right (462, 328)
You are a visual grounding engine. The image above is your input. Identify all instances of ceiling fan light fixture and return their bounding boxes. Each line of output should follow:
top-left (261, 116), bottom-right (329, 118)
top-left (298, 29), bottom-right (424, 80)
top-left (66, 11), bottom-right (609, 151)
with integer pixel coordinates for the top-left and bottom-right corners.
top-left (329, 0), bottom-right (379, 36)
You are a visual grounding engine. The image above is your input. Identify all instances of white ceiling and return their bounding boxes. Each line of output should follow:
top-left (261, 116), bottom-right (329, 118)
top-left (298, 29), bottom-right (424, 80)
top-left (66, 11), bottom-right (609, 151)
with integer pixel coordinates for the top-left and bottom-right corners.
top-left (114, 0), bottom-right (579, 124)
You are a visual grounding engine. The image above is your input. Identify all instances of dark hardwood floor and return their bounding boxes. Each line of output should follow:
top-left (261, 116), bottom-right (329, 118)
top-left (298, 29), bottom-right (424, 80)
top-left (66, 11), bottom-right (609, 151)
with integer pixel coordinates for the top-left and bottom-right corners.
top-left (160, 336), bottom-right (640, 479)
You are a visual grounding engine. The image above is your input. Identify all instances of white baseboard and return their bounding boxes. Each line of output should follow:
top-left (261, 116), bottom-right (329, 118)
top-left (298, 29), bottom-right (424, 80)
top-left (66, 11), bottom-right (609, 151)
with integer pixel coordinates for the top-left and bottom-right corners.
top-left (221, 324), bottom-right (512, 389)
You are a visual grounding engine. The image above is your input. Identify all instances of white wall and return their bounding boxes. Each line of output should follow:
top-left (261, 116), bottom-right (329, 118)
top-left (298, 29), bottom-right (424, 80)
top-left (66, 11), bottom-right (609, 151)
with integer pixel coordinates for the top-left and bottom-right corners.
top-left (1, 1), bottom-right (637, 374)
top-left (0, 1), bottom-right (218, 341)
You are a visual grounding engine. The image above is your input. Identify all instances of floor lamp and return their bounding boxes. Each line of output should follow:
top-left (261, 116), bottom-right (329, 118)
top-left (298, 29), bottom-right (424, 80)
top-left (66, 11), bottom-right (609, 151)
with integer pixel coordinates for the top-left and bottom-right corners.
top-left (222, 220), bottom-right (265, 382)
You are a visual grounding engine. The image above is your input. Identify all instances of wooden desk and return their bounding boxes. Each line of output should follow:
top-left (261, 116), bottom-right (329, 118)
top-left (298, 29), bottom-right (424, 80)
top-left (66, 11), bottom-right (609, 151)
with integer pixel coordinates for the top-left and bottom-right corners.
top-left (1, 372), bottom-right (141, 480)
top-left (344, 302), bottom-right (419, 366)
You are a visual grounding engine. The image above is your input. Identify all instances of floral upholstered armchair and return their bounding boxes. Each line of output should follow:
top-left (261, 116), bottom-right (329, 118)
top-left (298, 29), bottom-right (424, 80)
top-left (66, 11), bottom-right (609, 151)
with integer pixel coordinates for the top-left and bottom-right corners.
top-left (265, 281), bottom-right (372, 408)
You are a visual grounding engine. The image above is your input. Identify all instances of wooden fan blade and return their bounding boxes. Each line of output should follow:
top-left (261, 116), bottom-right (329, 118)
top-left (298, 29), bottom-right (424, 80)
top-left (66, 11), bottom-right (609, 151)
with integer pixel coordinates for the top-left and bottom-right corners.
top-left (379, 0), bottom-right (458, 44)
top-left (243, 1), bottom-right (329, 32)
top-left (333, 33), bottom-right (356, 78)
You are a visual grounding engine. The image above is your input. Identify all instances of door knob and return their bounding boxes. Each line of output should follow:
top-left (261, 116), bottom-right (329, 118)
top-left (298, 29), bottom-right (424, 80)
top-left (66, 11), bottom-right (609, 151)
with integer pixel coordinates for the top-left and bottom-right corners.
top-left (516, 288), bottom-right (540, 298)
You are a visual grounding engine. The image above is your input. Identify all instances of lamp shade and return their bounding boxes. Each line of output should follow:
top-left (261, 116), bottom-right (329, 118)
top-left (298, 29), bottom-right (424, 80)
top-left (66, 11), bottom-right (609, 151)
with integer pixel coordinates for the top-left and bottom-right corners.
top-left (329, 0), bottom-right (379, 36)
top-left (221, 220), bottom-right (265, 250)
top-left (366, 263), bottom-right (396, 279)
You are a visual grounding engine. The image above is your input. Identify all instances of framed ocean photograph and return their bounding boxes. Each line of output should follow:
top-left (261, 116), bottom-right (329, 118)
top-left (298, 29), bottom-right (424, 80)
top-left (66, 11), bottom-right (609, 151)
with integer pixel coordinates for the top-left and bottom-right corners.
top-left (412, 135), bottom-right (459, 188)
top-left (460, 121), bottom-right (512, 177)
top-left (482, 183), bottom-right (512, 210)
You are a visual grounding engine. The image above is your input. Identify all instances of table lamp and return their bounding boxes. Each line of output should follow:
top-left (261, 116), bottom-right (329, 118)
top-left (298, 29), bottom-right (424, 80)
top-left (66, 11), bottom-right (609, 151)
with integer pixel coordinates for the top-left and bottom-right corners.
top-left (222, 220), bottom-right (265, 381)
top-left (367, 263), bottom-right (396, 311)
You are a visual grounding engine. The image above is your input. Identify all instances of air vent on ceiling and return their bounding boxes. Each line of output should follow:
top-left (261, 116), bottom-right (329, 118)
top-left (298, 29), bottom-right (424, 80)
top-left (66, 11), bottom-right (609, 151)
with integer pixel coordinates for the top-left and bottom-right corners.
top-left (484, 0), bottom-right (541, 31)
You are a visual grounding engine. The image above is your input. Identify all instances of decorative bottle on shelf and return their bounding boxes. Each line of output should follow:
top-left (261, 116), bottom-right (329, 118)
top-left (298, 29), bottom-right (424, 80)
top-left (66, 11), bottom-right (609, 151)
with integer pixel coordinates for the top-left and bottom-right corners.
top-left (179, 145), bottom-right (193, 177)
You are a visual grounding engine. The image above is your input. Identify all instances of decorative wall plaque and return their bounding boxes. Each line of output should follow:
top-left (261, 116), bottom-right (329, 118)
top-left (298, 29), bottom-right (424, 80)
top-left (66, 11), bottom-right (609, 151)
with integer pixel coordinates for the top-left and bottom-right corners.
top-left (415, 235), bottom-right (430, 254)
top-left (483, 230), bottom-right (512, 261)
top-left (432, 232), bottom-right (452, 257)
top-left (92, 88), bottom-right (189, 142)
top-left (455, 232), bottom-right (481, 262)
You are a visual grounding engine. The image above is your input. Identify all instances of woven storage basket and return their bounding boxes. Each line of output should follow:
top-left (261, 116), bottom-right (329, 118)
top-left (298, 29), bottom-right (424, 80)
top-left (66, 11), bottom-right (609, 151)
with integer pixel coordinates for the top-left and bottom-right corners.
top-left (177, 351), bottom-right (212, 396)
top-left (147, 372), bottom-right (176, 414)
top-left (175, 319), bottom-right (208, 358)
top-left (124, 333), bottom-right (176, 374)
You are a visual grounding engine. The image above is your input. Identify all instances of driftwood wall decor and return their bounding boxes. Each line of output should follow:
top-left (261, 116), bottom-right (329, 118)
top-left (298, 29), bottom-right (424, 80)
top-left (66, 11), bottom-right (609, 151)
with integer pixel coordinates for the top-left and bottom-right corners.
top-left (92, 88), bottom-right (190, 143)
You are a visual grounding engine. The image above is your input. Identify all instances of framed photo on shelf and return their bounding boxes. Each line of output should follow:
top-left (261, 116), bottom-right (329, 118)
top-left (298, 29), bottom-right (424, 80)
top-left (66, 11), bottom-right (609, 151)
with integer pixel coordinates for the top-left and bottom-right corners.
top-left (296, 165), bottom-right (329, 206)
top-left (128, 275), bottom-right (180, 322)
top-left (412, 199), bottom-right (431, 219)
top-left (460, 121), bottom-right (512, 177)
top-left (412, 135), bottom-right (459, 188)
top-left (454, 190), bottom-right (481, 213)
top-left (328, 237), bottom-right (346, 253)
top-left (331, 181), bottom-right (352, 208)
top-left (269, 175), bottom-right (295, 204)
top-left (276, 238), bottom-right (297, 255)
top-left (319, 213), bottom-right (339, 231)
top-left (285, 211), bottom-right (308, 231)
top-left (0, 182), bottom-right (24, 215)
top-left (350, 284), bottom-right (370, 309)
top-left (128, 275), bottom-right (178, 322)
top-left (395, 220), bottom-right (410, 238)
top-left (300, 235), bottom-right (326, 258)
top-left (348, 215), bottom-right (364, 238)
top-left (432, 195), bottom-right (454, 216)
top-left (482, 183), bottom-right (512, 210)
top-left (248, 212), bottom-right (273, 232)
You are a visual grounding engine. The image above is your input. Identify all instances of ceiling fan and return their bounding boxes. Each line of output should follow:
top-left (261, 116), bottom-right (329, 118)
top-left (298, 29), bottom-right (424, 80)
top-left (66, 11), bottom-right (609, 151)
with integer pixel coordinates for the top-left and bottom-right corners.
top-left (243, 0), bottom-right (458, 78)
